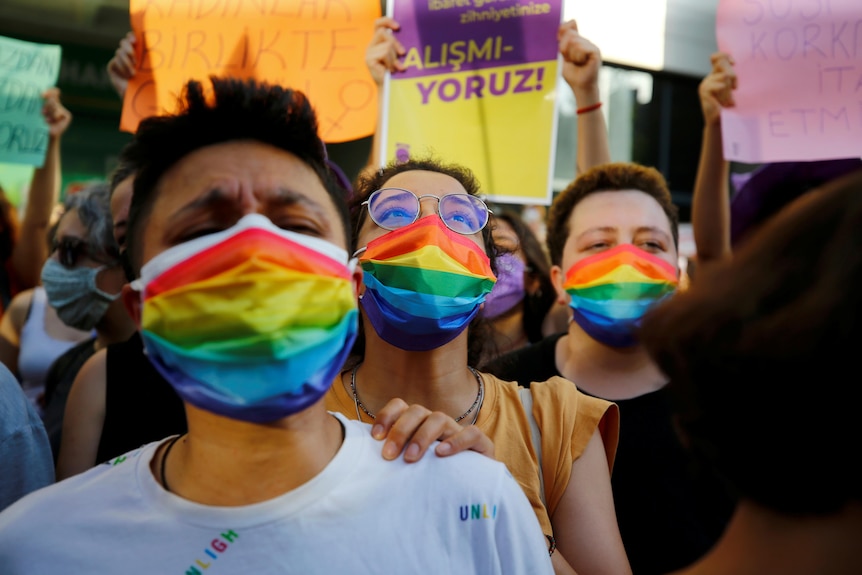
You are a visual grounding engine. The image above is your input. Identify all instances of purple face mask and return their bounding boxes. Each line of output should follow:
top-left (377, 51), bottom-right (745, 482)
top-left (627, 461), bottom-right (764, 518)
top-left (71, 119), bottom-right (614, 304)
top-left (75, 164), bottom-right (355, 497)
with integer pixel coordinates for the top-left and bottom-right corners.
top-left (483, 253), bottom-right (526, 319)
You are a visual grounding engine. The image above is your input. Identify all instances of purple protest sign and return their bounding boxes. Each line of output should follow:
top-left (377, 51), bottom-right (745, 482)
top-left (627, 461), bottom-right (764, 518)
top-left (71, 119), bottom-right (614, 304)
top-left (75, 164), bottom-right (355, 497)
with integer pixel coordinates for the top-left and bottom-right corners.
top-left (391, 0), bottom-right (561, 79)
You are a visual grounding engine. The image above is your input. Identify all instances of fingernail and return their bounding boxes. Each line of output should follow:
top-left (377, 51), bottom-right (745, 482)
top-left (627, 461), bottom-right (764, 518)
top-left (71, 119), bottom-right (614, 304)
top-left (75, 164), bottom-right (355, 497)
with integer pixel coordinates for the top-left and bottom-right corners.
top-left (405, 443), bottom-right (420, 460)
top-left (436, 442), bottom-right (452, 455)
top-left (372, 424), bottom-right (384, 439)
top-left (383, 441), bottom-right (398, 459)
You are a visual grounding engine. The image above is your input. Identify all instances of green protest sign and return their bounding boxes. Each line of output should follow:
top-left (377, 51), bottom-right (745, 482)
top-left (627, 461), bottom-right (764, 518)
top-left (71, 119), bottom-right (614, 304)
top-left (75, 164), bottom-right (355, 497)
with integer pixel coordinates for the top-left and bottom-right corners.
top-left (0, 35), bottom-right (62, 166)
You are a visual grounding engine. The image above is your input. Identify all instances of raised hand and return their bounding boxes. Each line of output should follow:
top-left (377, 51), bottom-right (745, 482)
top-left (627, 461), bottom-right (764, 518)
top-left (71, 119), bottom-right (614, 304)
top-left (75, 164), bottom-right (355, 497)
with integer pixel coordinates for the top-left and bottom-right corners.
top-left (366, 17), bottom-right (406, 87)
top-left (41, 88), bottom-right (71, 138)
top-left (699, 52), bottom-right (737, 127)
top-left (558, 20), bottom-right (601, 103)
top-left (107, 32), bottom-right (137, 98)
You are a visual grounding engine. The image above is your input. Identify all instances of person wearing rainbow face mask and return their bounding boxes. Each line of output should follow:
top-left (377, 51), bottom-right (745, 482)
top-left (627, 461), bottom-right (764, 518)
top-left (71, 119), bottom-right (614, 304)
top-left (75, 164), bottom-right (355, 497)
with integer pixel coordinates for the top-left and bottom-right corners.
top-left (0, 78), bottom-right (553, 575)
top-left (325, 158), bottom-right (631, 575)
top-left (485, 162), bottom-right (735, 575)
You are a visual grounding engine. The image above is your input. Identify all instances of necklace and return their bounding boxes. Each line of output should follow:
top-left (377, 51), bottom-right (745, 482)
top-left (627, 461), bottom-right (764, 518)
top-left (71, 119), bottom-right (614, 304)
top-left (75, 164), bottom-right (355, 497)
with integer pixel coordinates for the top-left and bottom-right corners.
top-left (350, 364), bottom-right (485, 425)
top-left (160, 434), bottom-right (183, 493)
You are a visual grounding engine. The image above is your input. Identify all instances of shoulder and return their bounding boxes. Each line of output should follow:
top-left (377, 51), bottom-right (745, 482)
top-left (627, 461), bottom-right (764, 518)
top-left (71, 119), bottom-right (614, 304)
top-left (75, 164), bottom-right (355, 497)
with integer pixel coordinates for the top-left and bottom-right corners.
top-left (483, 333), bottom-right (565, 386)
top-left (0, 440), bottom-right (154, 533)
top-left (2, 289), bottom-right (33, 332)
top-left (341, 415), bottom-right (511, 491)
top-left (529, 376), bottom-right (620, 467)
top-left (72, 349), bottom-right (108, 395)
top-left (0, 363), bottom-right (37, 432)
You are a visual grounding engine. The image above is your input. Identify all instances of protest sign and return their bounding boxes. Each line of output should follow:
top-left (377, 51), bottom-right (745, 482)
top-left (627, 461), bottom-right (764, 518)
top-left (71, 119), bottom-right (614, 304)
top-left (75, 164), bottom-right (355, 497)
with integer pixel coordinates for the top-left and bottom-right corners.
top-left (121, 0), bottom-right (380, 143)
top-left (0, 36), bottom-right (62, 167)
top-left (382, 0), bottom-right (563, 205)
top-left (717, 0), bottom-right (862, 163)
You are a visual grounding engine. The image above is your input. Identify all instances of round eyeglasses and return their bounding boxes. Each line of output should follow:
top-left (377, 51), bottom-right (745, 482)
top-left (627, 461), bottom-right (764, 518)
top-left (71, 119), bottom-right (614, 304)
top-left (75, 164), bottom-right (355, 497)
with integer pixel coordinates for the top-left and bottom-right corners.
top-left (362, 187), bottom-right (493, 235)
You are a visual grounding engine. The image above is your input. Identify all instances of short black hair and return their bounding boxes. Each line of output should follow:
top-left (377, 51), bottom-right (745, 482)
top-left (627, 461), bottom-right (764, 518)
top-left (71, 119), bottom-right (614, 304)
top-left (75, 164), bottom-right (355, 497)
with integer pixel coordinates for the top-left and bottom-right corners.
top-left (124, 76), bottom-right (350, 275)
top-left (108, 143), bottom-right (138, 198)
top-left (641, 168), bottom-right (862, 515)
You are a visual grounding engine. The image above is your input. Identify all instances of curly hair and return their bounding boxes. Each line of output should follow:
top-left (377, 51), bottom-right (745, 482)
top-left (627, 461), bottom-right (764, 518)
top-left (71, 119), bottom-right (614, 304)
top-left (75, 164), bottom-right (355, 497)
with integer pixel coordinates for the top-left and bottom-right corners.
top-left (640, 168), bottom-right (862, 514)
top-left (547, 162), bottom-right (679, 266)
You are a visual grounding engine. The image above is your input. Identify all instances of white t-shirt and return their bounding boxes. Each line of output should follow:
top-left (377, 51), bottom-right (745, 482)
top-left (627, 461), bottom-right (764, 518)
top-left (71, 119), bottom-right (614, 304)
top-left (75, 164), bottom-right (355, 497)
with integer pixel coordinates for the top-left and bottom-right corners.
top-left (0, 413), bottom-right (552, 574)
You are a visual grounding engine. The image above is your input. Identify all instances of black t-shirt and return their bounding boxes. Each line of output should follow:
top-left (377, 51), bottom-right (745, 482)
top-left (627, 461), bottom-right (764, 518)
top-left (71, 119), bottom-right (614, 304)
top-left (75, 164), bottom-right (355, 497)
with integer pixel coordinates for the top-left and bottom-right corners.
top-left (96, 332), bottom-right (187, 463)
top-left (484, 334), bottom-right (734, 575)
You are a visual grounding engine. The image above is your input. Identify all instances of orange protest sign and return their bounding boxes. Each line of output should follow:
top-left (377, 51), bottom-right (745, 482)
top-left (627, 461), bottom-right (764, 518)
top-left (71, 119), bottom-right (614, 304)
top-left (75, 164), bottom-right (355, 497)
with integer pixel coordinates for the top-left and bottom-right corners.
top-left (120, 0), bottom-right (380, 143)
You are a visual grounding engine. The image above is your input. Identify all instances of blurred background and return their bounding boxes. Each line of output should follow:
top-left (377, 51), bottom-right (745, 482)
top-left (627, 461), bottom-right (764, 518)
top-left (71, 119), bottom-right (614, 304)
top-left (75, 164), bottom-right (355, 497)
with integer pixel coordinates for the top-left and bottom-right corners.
top-left (0, 0), bottom-right (720, 240)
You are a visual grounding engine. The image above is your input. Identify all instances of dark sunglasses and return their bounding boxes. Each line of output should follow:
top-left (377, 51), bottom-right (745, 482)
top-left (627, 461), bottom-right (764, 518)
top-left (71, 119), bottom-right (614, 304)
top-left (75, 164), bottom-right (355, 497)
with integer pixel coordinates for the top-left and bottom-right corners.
top-left (52, 237), bottom-right (117, 268)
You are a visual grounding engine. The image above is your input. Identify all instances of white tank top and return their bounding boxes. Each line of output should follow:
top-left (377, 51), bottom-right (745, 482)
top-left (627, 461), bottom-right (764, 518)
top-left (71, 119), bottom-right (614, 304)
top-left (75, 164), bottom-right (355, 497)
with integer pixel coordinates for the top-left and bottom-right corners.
top-left (18, 287), bottom-right (86, 405)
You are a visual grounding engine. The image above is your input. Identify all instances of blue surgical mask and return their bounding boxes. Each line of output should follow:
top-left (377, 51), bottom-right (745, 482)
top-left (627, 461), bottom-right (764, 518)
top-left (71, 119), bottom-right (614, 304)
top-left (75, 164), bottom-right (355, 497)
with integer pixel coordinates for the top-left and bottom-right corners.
top-left (41, 259), bottom-right (120, 331)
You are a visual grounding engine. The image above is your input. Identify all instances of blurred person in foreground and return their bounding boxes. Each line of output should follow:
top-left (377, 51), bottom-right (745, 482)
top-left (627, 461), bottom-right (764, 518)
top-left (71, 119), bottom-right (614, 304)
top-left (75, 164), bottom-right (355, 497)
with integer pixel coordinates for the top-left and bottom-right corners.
top-left (641, 167), bottom-right (862, 575)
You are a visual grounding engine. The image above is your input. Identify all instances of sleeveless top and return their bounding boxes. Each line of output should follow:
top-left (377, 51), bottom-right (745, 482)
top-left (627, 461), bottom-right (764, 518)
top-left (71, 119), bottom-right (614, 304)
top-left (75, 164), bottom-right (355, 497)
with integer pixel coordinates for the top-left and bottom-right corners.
top-left (95, 332), bottom-right (187, 464)
top-left (18, 288), bottom-right (84, 406)
top-left (326, 371), bottom-right (619, 537)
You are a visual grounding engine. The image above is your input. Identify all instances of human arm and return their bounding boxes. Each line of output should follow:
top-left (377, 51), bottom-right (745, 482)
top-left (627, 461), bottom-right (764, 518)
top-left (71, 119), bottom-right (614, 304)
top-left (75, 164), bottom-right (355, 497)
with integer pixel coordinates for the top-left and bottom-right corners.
top-left (55, 350), bottom-right (107, 480)
top-left (372, 398), bottom-right (494, 462)
top-left (10, 90), bottom-right (71, 290)
top-left (559, 20), bottom-right (610, 175)
top-left (362, 17), bottom-right (406, 175)
top-left (0, 290), bottom-right (32, 376)
top-left (692, 52), bottom-right (737, 268)
top-left (107, 32), bottom-right (137, 99)
top-left (553, 429), bottom-right (631, 575)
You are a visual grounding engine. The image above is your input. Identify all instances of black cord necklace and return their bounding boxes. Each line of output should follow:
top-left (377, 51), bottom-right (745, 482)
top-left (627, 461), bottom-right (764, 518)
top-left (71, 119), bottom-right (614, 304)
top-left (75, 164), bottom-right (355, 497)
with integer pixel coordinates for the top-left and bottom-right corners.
top-left (160, 434), bottom-right (183, 493)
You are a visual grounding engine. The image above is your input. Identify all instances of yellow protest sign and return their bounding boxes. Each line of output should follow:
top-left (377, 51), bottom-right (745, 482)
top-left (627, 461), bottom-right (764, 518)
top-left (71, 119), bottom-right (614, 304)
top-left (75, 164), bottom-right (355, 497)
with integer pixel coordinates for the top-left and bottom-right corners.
top-left (121, 0), bottom-right (380, 143)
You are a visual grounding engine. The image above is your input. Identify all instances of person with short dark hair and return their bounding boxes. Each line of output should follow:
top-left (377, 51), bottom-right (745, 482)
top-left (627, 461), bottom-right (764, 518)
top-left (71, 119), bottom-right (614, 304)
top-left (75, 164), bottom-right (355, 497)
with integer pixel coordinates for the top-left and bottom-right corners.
top-left (0, 77), bottom-right (553, 575)
top-left (485, 162), bottom-right (734, 575)
top-left (640, 167), bottom-right (862, 575)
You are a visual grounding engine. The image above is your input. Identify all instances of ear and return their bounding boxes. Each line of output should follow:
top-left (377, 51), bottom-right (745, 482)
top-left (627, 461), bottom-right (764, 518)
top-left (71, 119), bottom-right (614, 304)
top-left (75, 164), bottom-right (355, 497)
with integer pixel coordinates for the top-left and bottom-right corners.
top-left (524, 272), bottom-right (542, 296)
top-left (121, 283), bottom-right (142, 328)
top-left (550, 264), bottom-right (569, 306)
top-left (351, 261), bottom-right (365, 300)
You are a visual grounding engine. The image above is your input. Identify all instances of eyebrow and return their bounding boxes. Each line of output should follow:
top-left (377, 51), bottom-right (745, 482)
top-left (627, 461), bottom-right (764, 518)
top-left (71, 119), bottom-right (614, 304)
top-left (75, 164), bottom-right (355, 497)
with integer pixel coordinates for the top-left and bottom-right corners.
top-left (575, 226), bottom-right (617, 241)
top-left (634, 226), bottom-right (673, 242)
top-left (575, 226), bottom-right (672, 242)
top-left (166, 187), bottom-right (234, 227)
top-left (268, 187), bottom-right (330, 217)
top-left (166, 186), bottom-right (329, 226)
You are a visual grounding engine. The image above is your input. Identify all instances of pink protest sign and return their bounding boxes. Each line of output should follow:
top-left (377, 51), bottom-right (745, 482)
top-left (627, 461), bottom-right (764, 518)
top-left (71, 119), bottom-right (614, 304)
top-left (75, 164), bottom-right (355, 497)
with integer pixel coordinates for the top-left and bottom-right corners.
top-left (717, 0), bottom-right (862, 163)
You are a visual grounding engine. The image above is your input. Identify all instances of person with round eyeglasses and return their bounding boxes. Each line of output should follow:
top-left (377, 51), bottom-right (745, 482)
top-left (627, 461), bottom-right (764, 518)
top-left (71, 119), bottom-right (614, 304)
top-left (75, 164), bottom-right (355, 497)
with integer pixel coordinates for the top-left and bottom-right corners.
top-left (325, 157), bottom-right (631, 575)
top-left (361, 187), bottom-right (493, 236)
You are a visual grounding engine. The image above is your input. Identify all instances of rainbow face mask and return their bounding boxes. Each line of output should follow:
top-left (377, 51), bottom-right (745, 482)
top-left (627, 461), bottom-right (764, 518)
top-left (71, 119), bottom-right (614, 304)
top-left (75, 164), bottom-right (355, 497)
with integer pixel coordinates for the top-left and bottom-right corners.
top-left (563, 244), bottom-right (678, 348)
top-left (357, 216), bottom-right (496, 351)
top-left (130, 214), bottom-right (358, 423)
